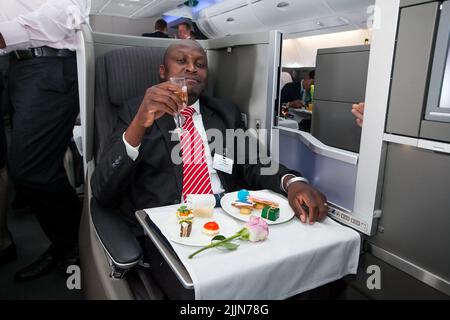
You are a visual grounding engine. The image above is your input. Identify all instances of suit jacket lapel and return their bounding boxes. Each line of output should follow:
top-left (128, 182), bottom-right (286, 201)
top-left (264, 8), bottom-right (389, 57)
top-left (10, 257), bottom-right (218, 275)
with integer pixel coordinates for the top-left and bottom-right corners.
top-left (200, 101), bottom-right (234, 192)
top-left (154, 114), bottom-right (183, 196)
top-left (200, 101), bottom-right (225, 155)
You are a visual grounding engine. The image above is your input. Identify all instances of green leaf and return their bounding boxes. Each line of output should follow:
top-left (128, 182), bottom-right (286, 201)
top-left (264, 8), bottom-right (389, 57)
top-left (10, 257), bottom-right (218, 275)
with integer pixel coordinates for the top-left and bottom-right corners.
top-left (218, 242), bottom-right (240, 250)
top-left (212, 235), bottom-right (226, 242)
top-left (178, 205), bottom-right (188, 213)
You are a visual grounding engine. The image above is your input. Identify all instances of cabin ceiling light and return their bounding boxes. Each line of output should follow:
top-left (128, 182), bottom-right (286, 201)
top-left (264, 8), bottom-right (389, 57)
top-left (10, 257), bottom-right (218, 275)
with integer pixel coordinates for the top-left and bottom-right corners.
top-left (277, 2), bottom-right (290, 8)
top-left (117, 2), bottom-right (133, 8)
top-left (316, 21), bottom-right (324, 26)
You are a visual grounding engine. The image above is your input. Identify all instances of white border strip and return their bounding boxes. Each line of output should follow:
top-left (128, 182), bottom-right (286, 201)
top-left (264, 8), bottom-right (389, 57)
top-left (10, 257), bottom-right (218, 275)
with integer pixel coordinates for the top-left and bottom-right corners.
top-left (277, 126), bottom-right (359, 164)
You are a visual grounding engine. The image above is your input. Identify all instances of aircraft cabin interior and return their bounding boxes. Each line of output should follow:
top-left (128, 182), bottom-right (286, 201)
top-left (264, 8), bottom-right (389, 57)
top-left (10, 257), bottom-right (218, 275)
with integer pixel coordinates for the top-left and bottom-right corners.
top-left (0, 0), bottom-right (449, 303)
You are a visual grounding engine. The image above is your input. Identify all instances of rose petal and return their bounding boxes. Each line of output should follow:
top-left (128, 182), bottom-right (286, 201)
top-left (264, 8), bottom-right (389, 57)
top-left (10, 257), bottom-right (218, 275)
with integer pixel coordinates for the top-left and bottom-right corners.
top-left (245, 216), bottom-right (269, 242)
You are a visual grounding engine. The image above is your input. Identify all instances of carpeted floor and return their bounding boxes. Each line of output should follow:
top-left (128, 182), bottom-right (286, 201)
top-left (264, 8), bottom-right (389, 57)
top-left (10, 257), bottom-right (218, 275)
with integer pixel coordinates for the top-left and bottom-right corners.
top-left (0, 204), bottom-right (84, 300)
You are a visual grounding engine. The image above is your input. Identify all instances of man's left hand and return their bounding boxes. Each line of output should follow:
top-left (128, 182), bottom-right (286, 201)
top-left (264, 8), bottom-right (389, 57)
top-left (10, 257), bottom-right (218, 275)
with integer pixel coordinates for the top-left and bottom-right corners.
top-left (287, 182), bottom-right (328, 224)
top-left (288, 100), bottom-right (304, 109)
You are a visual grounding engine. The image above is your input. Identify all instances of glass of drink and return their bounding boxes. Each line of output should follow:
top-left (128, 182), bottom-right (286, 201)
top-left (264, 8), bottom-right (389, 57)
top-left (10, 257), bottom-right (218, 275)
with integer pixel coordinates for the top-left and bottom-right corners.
top-left (281, 103), bottom-right (289, 118)
top-left (169, 77), bottom-right (188, 135)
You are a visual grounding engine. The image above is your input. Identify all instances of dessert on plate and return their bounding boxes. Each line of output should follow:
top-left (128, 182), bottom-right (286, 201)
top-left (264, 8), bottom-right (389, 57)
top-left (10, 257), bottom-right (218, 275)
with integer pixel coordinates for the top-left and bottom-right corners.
top-left (261, 205), bottom-right (280, 221)
top-left (232, 201), bottom-right (254, 215)
top-left (247, 195), bottom-right (279, 210)
top-left (176, 205), bottom-right (194, 220)
top-left (176, 205), bottom-right (194, 237)
top-left (231, 189), bottom-right (279, 213)
top-left (202, 221), bottom-right (220, 236)
top-left (179, 219), bottom-right (192, 237)
top-left (231, 189), bottom-right (255, 215)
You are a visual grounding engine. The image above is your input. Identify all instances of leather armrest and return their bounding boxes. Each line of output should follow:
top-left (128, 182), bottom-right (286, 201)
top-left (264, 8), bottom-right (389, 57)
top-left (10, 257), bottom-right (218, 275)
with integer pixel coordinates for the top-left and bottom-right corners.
top-left (90, 197), bottom-right (142, 268)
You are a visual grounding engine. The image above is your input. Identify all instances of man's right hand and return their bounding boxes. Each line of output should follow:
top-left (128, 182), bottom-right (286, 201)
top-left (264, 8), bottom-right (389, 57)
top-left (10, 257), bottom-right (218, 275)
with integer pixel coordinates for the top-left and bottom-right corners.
top-left (0, 33), bottom-right (6, 49)
top-left (125, 82), bottom-right (184, 147)
top-left (351, 102), bottom-right (365, 127)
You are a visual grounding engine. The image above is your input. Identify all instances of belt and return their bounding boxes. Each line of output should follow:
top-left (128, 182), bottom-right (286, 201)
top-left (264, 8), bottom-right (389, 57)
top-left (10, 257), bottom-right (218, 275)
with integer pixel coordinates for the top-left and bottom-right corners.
top-left (11, 46), bottom-right (75, 60)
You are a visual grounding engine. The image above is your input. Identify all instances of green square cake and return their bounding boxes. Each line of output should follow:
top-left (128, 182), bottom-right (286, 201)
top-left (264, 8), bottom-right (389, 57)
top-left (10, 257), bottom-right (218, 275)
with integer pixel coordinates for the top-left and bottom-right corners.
top-left (261, 206), bottom-right (279, 221)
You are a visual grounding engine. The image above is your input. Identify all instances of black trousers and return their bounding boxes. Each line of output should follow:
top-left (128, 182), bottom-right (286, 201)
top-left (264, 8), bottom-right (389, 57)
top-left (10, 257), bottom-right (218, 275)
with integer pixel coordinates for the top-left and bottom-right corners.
top-left (0, 55), bottom-right (8, 169)
top-left (7, 55), bottom-right (81, 255)
top-left (0, 79), bottom-right (5, 170)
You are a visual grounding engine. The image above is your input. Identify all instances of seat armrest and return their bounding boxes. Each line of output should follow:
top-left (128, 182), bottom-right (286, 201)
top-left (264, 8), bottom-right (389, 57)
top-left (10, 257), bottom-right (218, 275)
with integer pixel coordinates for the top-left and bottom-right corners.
top-left (90, 197), bottom-right (143, 269)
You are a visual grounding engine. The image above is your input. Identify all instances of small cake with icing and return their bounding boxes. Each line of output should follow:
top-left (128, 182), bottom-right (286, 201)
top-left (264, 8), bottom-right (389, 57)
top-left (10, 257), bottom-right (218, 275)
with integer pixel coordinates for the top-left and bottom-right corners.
top-left (202, 221), bottom-right (220, 236)
top-left (247, 195), bottom-right (279, 210)
top-left (237, 189), bottom-right (250, 202)
top-left (232, 201), bottom-right (254, 215)
top-left (261, 205), bottom-right (280, 221)
top-left (179, 219), bottom-right (192, 237)
top-left (176, 205), bottom-right (194, 220)
top-left (232, 189), bottom-right (255, 215)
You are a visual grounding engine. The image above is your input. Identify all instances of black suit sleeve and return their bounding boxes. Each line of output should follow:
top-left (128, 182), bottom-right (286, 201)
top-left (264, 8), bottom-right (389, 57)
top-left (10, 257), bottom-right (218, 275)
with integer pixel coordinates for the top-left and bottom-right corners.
top-left (231, 108), bottom-right (301, 195)
top-left (91, 100), bottom-right (142, 208)
top-left (280, 82), bottom-right (301, 104)
top-left (280, 83), bottom-right (291, 104)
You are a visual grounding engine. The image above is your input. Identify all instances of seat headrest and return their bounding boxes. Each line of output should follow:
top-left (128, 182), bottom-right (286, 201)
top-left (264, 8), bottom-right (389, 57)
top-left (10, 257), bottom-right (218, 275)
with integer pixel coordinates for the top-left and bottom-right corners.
top-left (103, 46), bottom-right (166, 106)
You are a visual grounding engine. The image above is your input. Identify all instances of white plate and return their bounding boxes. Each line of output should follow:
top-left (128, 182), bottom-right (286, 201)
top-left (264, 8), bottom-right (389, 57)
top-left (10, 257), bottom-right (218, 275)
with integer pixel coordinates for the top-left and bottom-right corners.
top-left (161, 211), bottom-right (240, 247)
top-left (220, 189), bottom-right (295, 225)
top-left (289, 108), bottom-right (312, 115)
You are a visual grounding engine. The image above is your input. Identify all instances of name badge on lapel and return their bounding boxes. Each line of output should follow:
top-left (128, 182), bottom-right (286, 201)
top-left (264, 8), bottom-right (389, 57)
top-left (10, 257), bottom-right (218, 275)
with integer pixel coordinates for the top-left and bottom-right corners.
top-left (213, 153), bottom-right (233, 174)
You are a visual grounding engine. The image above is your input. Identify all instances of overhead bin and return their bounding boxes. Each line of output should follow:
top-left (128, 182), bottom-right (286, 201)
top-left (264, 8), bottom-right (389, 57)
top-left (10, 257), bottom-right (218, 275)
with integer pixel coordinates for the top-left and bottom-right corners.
top-left (251, 0), bottom-right (334, 27)
top-left (90, 0), bottom-right (186, 18)
top-left (196, 0), bottom-right (375, 38)
top-left (202, 3), bottom-right (265, 37)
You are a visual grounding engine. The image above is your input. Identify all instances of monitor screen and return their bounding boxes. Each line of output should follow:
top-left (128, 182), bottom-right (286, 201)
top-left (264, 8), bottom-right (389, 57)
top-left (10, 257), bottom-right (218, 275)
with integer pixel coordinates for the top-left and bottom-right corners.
top-left (440, 46), bottom-right (450, 109)
top-left (425, 0), bottom-right (450, 122)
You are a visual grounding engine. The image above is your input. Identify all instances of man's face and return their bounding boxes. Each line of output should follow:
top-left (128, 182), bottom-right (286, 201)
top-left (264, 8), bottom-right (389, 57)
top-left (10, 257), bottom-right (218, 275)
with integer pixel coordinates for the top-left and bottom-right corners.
top-left (303, 77), bottom-right (313, 91)
top-left (160, 43), bottom-right (208, 99)
top-left (178, 25), bottom-right (190, 39)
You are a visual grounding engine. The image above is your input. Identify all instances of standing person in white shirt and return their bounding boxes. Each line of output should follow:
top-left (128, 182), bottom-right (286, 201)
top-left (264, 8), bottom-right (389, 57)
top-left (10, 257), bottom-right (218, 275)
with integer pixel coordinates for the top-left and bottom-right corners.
top-left (0, 0), bottom-right (90, 281)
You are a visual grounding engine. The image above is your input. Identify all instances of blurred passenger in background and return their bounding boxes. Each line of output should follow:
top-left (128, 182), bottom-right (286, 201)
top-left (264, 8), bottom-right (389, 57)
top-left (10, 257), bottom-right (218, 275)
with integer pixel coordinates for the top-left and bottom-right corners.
top-left (280, 71), bottom-right (293, 89)
top-left (142, 18), bottom-right (169, 39)
top-left (177, 22), bottom-right (194, 40)
top-left (281, 70), bottom-right (315, 108)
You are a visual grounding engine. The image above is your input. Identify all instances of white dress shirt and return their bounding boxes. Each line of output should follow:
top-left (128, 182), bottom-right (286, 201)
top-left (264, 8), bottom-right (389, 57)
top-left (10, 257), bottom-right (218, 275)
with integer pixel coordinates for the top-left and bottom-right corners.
top-left (0, 0), bottom-right (90, 54)
top-left (122, 99), bottom-right (303, 196)
top-left (300, 79), bottom-right (306, 103)
top-left (123, 99), bottom-right (225, 195)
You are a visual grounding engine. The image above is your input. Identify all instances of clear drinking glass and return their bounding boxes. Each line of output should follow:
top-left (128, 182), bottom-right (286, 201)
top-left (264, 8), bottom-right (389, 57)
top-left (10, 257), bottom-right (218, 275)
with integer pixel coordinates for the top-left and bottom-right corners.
top-left (169, 77), bottom-right (188, 135)
top-left (281, 103), bottom-right (289, 118)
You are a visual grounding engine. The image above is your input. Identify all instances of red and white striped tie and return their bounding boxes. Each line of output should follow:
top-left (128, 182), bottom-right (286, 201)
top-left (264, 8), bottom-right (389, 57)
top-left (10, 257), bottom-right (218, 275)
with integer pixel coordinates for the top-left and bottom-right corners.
top-left (180, 106), bottom-right (213, 201)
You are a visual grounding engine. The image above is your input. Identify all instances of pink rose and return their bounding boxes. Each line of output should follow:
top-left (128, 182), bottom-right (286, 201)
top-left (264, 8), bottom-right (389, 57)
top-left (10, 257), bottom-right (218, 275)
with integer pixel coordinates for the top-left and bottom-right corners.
top-left (241, 216), bottom-right (269, 242)
top-left (189, 216), bottom-right (269, 259)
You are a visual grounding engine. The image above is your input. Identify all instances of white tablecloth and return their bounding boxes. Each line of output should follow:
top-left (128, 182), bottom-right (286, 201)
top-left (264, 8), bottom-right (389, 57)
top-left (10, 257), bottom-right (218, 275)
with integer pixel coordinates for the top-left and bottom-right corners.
top-left (145, 204), bottom-right (360, 300)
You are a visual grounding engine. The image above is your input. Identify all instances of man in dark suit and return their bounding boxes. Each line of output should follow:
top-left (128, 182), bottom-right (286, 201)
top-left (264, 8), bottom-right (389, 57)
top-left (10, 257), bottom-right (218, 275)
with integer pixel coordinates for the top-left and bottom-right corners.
top-left (281, 70), bottom-right (315, 108)
top-left (142, 18), bottom-right (169, 39)
top-left (92, 41), bottom-right (328, 229)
